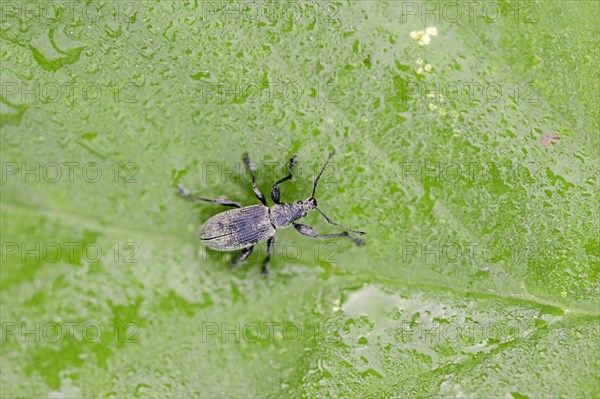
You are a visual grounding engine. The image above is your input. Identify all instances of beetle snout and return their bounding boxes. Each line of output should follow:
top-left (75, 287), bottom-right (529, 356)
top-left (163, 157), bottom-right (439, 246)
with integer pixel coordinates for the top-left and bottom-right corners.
top-left (307, 197), bottom-right (317, 208)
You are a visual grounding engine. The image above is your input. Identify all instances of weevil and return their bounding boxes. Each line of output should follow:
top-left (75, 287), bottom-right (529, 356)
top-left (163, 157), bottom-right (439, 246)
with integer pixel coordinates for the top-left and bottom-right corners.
top-left (178, 150), bottom-right (366, 276)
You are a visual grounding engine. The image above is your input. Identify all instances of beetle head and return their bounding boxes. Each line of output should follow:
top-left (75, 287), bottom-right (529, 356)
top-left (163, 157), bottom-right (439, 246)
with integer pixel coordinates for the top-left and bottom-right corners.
top-left (293, 197), bottom-right (317, 218)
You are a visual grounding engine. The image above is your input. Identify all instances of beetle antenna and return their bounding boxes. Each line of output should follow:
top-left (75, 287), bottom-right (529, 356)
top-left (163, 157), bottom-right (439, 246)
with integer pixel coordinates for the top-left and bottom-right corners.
top-left (312, 150), bottom-right (335, 198)
top-left (315, 207), bottom-right (366, 236)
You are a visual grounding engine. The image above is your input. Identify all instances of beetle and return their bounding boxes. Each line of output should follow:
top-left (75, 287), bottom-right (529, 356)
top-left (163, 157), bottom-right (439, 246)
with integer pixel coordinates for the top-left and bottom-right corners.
top-left (178, 149), bottom-right (366, 276)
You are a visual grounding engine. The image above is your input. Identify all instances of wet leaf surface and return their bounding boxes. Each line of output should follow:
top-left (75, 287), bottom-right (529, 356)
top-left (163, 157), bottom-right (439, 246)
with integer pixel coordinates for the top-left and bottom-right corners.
top-left (1, 1), bottom-right (598, 397)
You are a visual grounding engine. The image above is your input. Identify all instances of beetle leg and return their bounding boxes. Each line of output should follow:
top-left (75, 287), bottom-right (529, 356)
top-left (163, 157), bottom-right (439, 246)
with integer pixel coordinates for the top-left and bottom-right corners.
top-left (271, 155), bottom-right (298, 204)
top-left (178, 185), bottom-right (241, 208)
top-left (293, 223), bottom-right (364, 246)
top-left (232, 246), bottom-right (254, 267)
top-left (243, 154), bottom-right (267, 206)
top-left (261, 236), bottom-right (275, 277)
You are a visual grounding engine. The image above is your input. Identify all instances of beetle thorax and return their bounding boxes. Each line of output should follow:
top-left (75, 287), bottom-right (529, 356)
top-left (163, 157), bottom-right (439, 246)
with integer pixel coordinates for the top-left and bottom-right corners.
top-left (269, 198), bottom-right (317, 229)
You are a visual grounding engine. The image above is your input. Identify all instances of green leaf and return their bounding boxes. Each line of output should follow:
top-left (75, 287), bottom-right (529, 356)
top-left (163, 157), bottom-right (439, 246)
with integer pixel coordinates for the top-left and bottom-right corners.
top-left (2, 1), bottom-right (598, 397)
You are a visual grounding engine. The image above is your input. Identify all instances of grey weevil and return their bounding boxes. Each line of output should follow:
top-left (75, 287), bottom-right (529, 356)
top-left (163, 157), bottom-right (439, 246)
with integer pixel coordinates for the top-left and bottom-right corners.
top-left (178, 150), bottom-right (366, 276)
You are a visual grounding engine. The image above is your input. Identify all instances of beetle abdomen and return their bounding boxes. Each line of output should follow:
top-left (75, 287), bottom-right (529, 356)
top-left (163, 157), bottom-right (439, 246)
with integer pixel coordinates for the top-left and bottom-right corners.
top-left (199, 205), bottom-right (275, 251)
